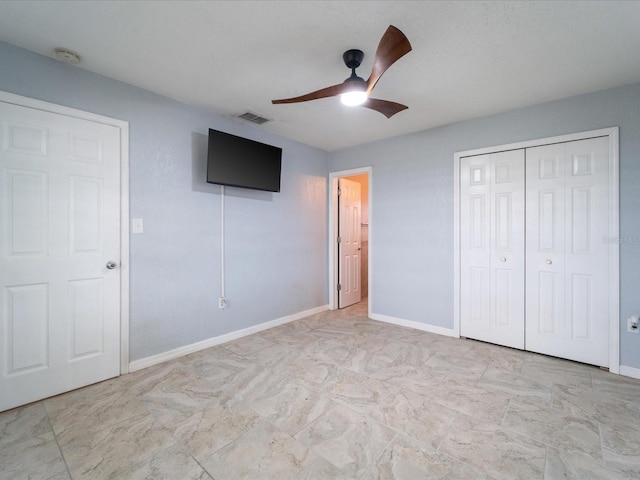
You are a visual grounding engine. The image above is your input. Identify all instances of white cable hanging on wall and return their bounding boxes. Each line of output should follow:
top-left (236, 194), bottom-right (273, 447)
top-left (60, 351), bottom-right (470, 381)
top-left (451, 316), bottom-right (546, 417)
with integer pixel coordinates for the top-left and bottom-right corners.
top-left (219, 185), bottom-right (227, 309)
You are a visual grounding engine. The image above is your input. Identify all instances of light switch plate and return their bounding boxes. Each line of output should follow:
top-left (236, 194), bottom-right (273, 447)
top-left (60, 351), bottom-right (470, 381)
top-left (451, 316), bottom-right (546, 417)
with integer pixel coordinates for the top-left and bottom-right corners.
top-left (132, 218), bottom-right (144, 234)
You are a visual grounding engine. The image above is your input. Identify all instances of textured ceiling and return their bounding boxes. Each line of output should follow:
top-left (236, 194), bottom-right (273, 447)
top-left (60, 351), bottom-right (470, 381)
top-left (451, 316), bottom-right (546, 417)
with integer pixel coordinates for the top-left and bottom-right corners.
top-left (1, 1), bottom-right (639, 151)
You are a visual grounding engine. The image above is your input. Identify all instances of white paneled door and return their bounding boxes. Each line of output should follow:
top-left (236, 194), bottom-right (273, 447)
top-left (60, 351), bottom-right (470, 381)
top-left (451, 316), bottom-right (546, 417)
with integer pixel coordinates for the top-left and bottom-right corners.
top-left (0, 100), bottom-right (122, 411)
top-left (338, 178), bottom-right (361, 308)
top-left (460, 150), bottom-right (525, 349)
top-left (526, 137), bottom-right (610, 366)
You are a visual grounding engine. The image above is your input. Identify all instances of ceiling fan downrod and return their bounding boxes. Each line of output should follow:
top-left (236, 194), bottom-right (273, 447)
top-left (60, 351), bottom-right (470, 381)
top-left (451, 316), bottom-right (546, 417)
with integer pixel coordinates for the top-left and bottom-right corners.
top-left (343, 49), bottom-right (365, 82)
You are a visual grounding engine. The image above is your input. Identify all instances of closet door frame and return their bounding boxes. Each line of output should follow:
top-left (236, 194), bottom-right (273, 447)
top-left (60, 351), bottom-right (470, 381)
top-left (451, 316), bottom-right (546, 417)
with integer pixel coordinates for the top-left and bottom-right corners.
top-left (453, 127), bottom-right (619, 374)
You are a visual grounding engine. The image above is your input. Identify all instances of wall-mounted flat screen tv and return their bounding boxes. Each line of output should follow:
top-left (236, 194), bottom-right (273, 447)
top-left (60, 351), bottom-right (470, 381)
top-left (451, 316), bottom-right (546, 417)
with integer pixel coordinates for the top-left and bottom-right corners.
top-left (206, 129), bottom-right (282, 192)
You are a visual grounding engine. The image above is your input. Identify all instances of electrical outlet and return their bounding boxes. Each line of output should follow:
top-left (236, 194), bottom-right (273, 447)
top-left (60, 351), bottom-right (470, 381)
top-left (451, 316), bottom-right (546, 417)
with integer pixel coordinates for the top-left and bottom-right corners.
top-left (218, 297), bottom-right (227, 309)
top-left (628, 315), bottom-right (639, 333)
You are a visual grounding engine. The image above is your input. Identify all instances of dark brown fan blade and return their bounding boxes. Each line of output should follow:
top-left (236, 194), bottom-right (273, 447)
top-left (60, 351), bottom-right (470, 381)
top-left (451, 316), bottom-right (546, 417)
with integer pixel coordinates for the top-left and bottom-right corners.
top-left (366, 25), bottom-right (412, 94)
top-left (272, 83), bottom-right (352, 104)
top-left (361, 98), bottom-right (408, 118)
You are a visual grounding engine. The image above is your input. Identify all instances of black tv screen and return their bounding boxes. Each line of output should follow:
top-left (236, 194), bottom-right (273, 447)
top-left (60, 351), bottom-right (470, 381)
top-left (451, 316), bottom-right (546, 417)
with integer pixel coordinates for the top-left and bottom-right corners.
top-left (206, 129), bottom-right (282, 192)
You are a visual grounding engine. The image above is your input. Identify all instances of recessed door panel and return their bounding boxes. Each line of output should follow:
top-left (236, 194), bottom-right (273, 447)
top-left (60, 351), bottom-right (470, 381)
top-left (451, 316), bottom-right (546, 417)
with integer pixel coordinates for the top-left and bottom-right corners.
top-left (572, 153), bottom-right (593, 176)
top-left (470, 195), bottom-right (486, 249)
top-left (69, 134), bottom-right (103, 164)
top-left (69, 278), bottom-right (104, 360)
top-left (2, 121), bottom-right (47, 156)
top-left (570, 274), bottom-right (592, 341)
top-left (494, 268), bottom-right (511, 326)
top-left (538, 190), bottom-right (559, 252)
top-left (571, 187), bottom-right (591, 254)
top-left (537, 271), bottom-right (558, 335)
top-left (470, 165), bottom-right (486, 185)
top-left (539, 155), bottom-right (559, 179)
top-left (70, 177), bottom-right (102, 254)
top-left (495, 162), bottom-right (511, 183)
top-left (495, 193), bottom-right (512, 251)
top-left (341, 253), bottom-right (361, 295)
top-left (6, 169), bottom-right (49, 256)
top-left (5, 283), bottom-right (49, 375)
top-left (469, 266), bottom-right (488, 324)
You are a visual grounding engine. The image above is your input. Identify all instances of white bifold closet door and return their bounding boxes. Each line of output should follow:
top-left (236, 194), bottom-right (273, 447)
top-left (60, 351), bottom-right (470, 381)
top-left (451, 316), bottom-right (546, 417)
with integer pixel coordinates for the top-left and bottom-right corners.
top-left (460, 136), bottom-right (611, 367)
top-left (525, 137), bottom-right (610, 366)
top-left (460, 149), bottom-right (525, 349)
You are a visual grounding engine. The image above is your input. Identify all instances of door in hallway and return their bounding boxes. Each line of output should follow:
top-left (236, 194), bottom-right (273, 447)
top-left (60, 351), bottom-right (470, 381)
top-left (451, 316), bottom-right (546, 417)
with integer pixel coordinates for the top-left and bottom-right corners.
top-left (338, 177), bottom-right (361, 308)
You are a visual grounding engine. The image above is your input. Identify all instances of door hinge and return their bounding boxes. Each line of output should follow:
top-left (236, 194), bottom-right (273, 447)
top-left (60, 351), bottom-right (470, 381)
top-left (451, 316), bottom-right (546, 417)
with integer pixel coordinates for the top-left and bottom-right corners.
top-left (337, 187), bottom-right (341, 196)
top-left (337, 236), bottom-right (341, 243)
top-left (337, 284), bottom-right (342, 291)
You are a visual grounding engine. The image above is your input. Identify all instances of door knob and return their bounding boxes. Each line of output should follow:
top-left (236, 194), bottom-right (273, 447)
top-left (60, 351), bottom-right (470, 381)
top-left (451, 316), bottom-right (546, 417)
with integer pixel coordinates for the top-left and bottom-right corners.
top-left (545, 259), bottom-right (552, 265)
top-left (358, 246), bottom-right (362, 251)
top-left (500, 257), bottom-right (506, 262)
top-left (106, 261), bottom-right (117, 270)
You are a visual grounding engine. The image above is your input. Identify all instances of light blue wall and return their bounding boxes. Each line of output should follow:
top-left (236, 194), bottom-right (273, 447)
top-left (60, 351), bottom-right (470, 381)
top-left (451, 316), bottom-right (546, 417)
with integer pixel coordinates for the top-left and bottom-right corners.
top-left (3, 40), bottom-right (640, 370)
top-left (329, 83), bottom-right (640, 369)
top-left (0, 42), bottom-right (329, 361)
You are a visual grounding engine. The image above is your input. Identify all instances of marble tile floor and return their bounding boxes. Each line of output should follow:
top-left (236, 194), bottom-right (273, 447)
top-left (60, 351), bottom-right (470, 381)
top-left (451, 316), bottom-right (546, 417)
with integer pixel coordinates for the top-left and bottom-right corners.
top-left (2, 300), bottom-right (640, 479)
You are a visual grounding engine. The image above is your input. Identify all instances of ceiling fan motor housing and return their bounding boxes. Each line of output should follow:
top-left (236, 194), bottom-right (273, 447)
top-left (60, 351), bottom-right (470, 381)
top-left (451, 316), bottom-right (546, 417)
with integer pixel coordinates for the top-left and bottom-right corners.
top-left (343, 49), bottom-right (366, 88)
top-left (343, 49), bottom-right (364, 69)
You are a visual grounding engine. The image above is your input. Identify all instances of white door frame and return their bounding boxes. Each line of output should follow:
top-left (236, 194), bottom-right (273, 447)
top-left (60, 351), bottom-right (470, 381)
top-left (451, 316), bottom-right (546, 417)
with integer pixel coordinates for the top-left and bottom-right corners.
top-left (454, 127), bottom-right (619, 373)
top-left (329, 166), bottom-right (372, 316)
top-left (0, 90), bottom-right (130, 374)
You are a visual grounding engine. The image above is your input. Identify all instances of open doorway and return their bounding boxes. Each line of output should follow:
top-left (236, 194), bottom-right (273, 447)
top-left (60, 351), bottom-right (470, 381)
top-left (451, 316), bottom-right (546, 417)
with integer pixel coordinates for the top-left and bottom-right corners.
top-left (329, 167), bottom-right (371, 316)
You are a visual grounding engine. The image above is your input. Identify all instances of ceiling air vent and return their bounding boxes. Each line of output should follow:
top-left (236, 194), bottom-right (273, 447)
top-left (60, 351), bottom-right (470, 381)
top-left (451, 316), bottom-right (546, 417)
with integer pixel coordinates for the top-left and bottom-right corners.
top-left (237, 111), bottom-right (270, 125)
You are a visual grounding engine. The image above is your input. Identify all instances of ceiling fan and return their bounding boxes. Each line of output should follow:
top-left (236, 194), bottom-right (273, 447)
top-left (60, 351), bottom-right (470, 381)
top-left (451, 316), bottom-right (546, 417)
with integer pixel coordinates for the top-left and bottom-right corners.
top-left (272, 25), bottom-right (412, 118)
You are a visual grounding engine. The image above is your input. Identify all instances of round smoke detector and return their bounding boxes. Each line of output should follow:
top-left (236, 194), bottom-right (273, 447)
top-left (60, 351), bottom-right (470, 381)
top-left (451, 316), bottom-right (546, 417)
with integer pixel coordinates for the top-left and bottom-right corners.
top-left (54, 47), bottom-right (81, 65)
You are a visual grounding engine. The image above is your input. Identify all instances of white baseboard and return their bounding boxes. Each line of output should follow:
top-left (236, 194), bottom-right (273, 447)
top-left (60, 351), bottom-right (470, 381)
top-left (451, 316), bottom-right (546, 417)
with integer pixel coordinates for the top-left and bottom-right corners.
top-left (619, 365), bottom-right (640, 380)
top-left (370, 313), bottom-right (458, 338)
top-left (131, 306), bottom-right (640, 381)
top-left (129, 304), bottom-right (329, 373)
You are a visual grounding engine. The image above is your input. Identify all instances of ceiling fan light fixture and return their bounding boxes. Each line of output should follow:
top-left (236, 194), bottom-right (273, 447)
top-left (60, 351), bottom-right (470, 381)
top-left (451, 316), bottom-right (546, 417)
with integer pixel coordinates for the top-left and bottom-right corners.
top-left (340, 90), bottom-right (368, 106)
top-left (340, 76), bottom-right (368, 106)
